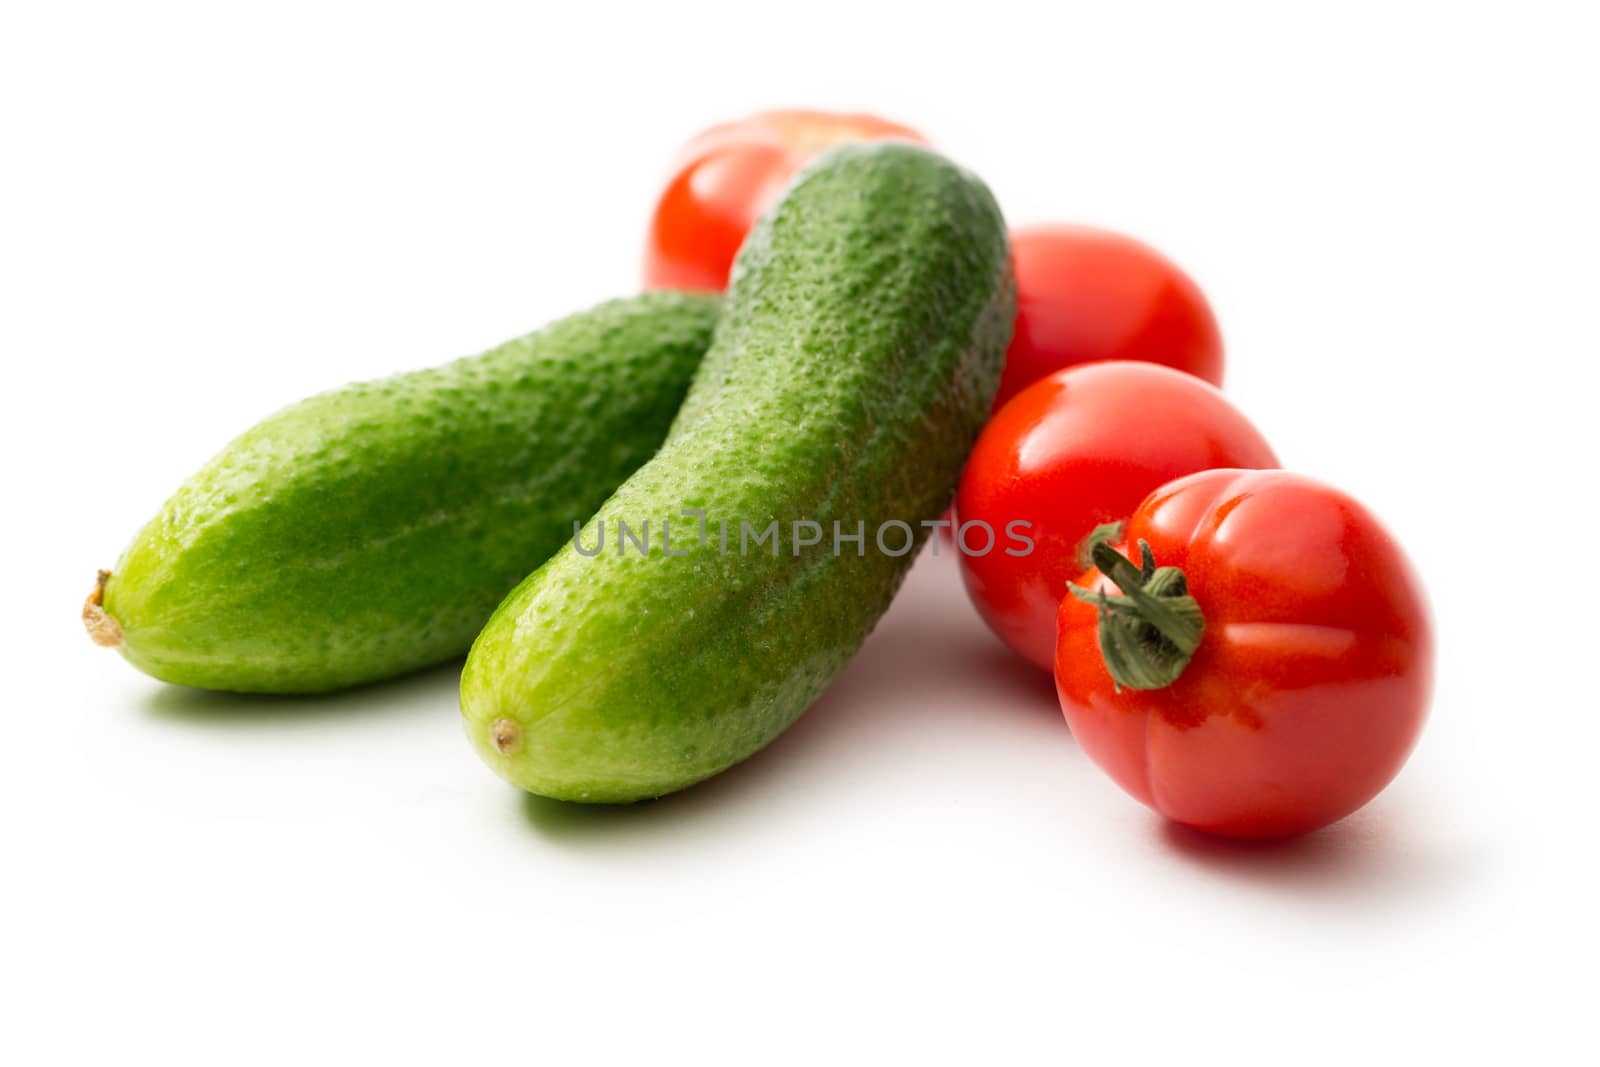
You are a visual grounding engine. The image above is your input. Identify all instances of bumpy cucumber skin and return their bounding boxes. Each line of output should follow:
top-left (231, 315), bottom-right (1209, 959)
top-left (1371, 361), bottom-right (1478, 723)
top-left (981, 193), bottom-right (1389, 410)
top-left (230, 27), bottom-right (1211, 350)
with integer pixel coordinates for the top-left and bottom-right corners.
top-left (102, 292), bottom-right (720, 693)
top-left (461, 143), bottom-right (1014, 802)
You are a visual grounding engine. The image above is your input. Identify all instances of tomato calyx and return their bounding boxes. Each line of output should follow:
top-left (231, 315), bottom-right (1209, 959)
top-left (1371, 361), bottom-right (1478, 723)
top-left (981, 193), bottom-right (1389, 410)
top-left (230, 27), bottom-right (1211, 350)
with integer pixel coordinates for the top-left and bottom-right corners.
top-left (1069, 541), bottom-right (1205, 692)
top-left (1077, 520), bottom-right (1126, 572)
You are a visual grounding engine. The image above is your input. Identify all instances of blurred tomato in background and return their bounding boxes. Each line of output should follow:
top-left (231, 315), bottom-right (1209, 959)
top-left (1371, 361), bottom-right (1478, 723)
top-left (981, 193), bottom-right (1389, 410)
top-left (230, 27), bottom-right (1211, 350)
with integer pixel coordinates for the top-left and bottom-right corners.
top-left (643, 110), bottom-right (926, 291)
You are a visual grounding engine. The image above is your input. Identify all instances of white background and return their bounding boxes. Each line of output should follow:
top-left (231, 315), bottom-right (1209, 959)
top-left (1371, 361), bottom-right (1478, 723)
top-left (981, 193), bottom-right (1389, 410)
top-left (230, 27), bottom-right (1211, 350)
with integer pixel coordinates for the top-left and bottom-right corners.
top-left (4, 2), bottom-right (1596, 1063)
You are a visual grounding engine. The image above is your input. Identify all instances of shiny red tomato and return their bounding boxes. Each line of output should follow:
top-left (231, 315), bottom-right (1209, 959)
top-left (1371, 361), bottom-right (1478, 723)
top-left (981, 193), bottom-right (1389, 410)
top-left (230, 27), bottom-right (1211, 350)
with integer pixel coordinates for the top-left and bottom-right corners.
top-left (956, 361), bottom-right (1278, 671)
top-left (997, 225), bottom-right (1224, 409)
top-left (1056, 469), bottom-right (1433, 839)
top-left (643, 110), bottom-right (926, 292)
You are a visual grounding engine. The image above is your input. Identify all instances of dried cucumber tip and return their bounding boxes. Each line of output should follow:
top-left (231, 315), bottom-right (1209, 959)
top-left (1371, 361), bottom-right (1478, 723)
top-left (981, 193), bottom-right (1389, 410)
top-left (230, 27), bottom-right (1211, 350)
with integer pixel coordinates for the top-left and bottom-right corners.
top-left (83, 569), bottom-right (124, 648)
top-left (491, 718), bottom-right (522, 755)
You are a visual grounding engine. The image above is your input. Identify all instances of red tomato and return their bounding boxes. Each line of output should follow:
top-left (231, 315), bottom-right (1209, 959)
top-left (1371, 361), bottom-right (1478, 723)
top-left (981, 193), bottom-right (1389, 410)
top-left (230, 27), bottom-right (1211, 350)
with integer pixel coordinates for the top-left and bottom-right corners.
top-left (956, 361), bottom-right (1278, 671)
top-left (1056, 469), bottom-right (1433, 839)
top-left (643, 110), bottom-right (926, 292)
top-left (997, 225), bottom-right (1224, 409)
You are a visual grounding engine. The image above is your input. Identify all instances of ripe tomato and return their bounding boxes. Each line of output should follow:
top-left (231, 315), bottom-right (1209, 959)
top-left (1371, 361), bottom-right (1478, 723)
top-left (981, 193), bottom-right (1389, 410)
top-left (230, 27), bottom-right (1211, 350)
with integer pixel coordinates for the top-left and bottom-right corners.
top-left (643, 110), bottom-right (926, 291)
top-left (956, 361), bottom-right (1278, 671)
top-left (1056, 469), bottom-right (1433, 839)
top-left (997, 225), bottom-right (1224, 410)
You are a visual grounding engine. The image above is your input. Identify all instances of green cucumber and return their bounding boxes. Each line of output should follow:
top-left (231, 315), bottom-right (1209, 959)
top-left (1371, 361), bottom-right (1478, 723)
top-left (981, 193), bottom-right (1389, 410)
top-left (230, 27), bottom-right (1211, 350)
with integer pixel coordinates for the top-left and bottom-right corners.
top-left (85, 292), bottom-right (720, 693)
top-left (461, 143), bottom-right (1014, 802)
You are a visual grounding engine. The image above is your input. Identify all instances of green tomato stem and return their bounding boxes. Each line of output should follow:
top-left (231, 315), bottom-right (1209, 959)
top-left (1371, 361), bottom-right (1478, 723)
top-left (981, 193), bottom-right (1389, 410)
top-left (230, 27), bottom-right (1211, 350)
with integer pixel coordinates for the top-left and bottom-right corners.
top-left (1067, 540), bottom-right (1205, 691)
top-left (1077, 520), bottom-right (1126, 572)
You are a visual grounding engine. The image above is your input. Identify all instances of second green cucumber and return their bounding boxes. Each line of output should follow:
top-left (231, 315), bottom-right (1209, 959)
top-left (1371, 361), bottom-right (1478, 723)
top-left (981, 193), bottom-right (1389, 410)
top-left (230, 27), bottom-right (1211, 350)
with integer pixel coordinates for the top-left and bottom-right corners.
top-left (87, 291), bottom-right (719, 693)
